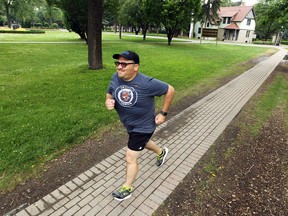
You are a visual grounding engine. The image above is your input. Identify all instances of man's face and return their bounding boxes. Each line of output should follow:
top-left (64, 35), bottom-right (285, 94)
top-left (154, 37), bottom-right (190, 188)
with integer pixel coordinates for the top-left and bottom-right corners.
top-left (115, 57), bottom-right (139, 81)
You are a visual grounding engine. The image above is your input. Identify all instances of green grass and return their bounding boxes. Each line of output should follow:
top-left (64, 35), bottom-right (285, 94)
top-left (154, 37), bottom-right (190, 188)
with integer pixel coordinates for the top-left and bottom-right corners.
top-left (0, 30), bottom-right (275, 191)
top-left (247, 74), bottom-right (288, 135)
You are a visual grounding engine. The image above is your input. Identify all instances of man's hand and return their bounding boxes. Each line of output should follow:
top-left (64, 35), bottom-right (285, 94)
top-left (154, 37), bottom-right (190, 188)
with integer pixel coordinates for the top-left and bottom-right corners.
top-left (106, 98), bottom-right (115, 110)
top-left (155, 113), bottom-right (166, 125)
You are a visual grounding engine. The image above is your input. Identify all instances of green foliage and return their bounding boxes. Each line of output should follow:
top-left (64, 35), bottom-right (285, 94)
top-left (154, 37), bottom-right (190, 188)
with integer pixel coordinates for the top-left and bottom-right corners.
top-left (161, 0), bottom-right (201, 45)
top-left (0, 29), bottom-right (45, 33)
top-left (201, 0), bottom-right (221, 24)
top-left (103, 0), bottom-right (120, 26)
top-left (56, 0), bottom-right (88, 40)
top-left (51, 22), bottom-right (58, 28)
top-left (255, 0), bottom-right (288, 40)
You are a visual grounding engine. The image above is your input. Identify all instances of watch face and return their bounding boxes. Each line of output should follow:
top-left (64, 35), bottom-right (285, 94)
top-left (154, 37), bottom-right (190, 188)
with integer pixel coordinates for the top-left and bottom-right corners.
top-left (161, 111), bottom-right (168, 116)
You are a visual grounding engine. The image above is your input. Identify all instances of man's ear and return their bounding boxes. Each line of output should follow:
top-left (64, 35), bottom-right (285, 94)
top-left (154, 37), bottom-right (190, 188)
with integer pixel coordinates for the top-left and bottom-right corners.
top-left (134, 64), bottom-right (140, 72)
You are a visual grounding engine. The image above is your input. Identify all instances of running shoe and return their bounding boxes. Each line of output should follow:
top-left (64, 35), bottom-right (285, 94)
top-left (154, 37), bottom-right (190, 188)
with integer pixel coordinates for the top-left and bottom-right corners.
top-left (112, 185), bottom-right (132, 201)
top-left (156, 147), bottom-right (169, 167)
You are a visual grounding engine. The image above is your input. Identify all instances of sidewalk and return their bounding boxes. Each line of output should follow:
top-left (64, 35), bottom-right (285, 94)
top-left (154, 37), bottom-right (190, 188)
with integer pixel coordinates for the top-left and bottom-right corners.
top-left (12, 47), bottom-right (287, 216)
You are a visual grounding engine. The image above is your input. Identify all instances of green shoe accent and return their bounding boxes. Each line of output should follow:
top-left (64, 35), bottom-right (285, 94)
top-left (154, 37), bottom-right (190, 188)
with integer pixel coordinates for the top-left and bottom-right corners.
top-left (112, 185), bottom-right (132, 201)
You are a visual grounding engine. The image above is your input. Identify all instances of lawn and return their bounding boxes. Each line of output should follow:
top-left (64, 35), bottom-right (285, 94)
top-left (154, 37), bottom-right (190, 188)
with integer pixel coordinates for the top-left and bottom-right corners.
top-left (0, 30), bottom-right (275, 191)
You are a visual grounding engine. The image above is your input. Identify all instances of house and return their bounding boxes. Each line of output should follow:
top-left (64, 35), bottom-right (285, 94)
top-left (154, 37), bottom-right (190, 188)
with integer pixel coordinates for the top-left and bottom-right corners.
top-left (193, 5), bottom-right (257, 43)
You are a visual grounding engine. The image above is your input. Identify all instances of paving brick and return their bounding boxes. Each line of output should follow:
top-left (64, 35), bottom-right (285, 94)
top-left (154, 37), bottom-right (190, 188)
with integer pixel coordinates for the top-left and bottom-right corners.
top-left (58, 185), bottom-right (71, 196)
top-left (88, 194), bottom-right (105, 207)
top-left (89, 166), bottom-right (102, 175)
top-left (85, 204), bottom-right (103, 216)
top-left (82, 179), bottom-right (96, 190)
top-left (62, 204), bottom-right (80, 216)
top-left (42, 193), bottom-right (57, 206)
top-left (157, 184), bottom-right (173, 195)
top-left (107, 205), bottom-right (127, 216)
top-left (95, 163), bottom-right (107, 171)
top-left (141, 197), bottom-right (159, 210)
top-left (97, 204), bottom-right (114, 215)
top-left (84, 170), bottom-right (95, 178)
top-left (64, 196), bottom-right (81, 209)
top-left (74, 205), bottom-right (92, 216)
top-left (15, 210), bottom-right (30, 216)
top-left (130, 209), bottom-right (149, 216)
top-left (52, 206), bottom-right (67, 216)
top-left (118, 205), bottom-right (137, 216)
top-left (98, 195), bottom-right (115, 208)
top-left (52, 197), bottom-right (70, 211)
top-left (33, 199), bottom-right (49, 212)
top-left (37, 208), bottom-right (54, 216)
top-left (72, 177), bottom-right (85, 187)
top-left (67, 188), bottom-right (84, 199)
top-left (78, 194), bottom-right (94, 207)
top-left (78, 173), bottom-right (90, 182)
top-left (23, 204), bottom-right (40, 216)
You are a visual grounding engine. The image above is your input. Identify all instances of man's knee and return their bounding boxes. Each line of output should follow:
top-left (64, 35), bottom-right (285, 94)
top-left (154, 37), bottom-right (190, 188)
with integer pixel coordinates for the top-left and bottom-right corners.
top-left (126, 149), bottom-right (139, 164)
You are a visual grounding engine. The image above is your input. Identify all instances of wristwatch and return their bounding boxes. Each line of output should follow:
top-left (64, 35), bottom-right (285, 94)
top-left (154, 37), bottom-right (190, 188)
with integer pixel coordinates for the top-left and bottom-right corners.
top-left (160, 111), bottom-right (168, 116)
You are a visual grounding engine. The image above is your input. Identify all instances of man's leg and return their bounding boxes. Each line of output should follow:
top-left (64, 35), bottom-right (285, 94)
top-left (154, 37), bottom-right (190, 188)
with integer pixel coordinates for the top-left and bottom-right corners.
top-left (145, 139), bottom-right (162, 155)
top-left (125, 148), bottom-right (141, 188)
top-left (146, 139), bottom-right (169, 167)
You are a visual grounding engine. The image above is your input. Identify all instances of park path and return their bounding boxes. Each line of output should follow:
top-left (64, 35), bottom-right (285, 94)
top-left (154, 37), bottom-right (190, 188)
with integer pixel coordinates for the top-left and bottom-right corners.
top-left (10, 47), bottom-right (287, 216)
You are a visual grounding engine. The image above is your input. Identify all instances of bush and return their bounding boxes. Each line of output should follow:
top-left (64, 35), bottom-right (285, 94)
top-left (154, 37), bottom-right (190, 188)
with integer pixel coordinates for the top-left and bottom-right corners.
top-left (34, 23), bottom-right (43, 28)
top-left (52, 23), bottom-right (58, 29)
top-left (252, 40), bottom-right (274, 45)
top-left (0, 29), bottom-right (45, 34)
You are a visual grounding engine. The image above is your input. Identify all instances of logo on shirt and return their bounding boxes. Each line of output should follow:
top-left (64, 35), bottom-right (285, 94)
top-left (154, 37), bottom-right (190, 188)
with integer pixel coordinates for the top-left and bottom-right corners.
top-left (115, 85), bottom-right (138, 107)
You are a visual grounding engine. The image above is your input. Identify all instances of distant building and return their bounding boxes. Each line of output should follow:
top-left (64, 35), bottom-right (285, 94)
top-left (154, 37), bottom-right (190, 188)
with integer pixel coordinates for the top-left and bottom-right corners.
top-left (194, 5), bottom-right (256, 43)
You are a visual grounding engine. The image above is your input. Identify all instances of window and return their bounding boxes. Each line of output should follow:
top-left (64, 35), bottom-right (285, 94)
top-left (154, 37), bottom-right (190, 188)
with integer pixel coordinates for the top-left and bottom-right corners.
top-left (246, 31), bottom-right (250, 38)
top-left (223, 17), bottom-right (232, 24)
top-left (227, 17), bottom-right (231, 24)
top-left (246, 18), bottom-right (251, 26)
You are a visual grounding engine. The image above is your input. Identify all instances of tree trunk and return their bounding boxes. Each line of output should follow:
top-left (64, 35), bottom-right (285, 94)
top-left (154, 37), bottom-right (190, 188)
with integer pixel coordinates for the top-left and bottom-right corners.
top-left (119, 24), bottom-right (122, 39)
top-left (87, 0), bottom-right (103, 70)
top-left (5, 3), bottom-right (11, 28)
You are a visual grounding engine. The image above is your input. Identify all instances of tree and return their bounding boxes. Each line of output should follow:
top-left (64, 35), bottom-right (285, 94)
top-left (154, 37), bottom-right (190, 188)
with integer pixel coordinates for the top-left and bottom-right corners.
top-left (56, 0), bottom-right (88, 40)
top-left (220, 0), bottom-right (232, 6)
top-left (254, 0), bottom-right (288, 41)
top-left (161, 0), bottom-right (201, 45)
top-left (141, 0), bottom-right (162, 40)
top-left (103, 0), bottom-right (120, 30)
top-left (119, 0), bottom-right (142, 35)
top-left (87, 0), bottom-right (103, 69)
top-left (0, 0), bottom-right (43, 28)
top-left (201, 0), bottom-right (221, 26)
top-left (1, 0), bottom-right (13, 27)
top-left (44, 0), bottom-right (62, 27)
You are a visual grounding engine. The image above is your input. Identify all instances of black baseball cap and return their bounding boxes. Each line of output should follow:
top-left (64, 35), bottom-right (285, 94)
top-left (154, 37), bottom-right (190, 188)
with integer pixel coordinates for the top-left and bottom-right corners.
top-left (112, 51), bottom-right (140, 64)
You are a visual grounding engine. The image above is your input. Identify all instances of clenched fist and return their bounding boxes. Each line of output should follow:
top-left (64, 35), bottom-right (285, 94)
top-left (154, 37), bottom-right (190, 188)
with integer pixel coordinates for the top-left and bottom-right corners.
top-left (106, 98), bottom-right (115, 110)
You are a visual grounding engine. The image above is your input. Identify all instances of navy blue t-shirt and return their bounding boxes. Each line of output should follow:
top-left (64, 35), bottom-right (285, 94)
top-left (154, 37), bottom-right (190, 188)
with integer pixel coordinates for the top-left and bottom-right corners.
top-left (107, 72), bottom-right (169, 133)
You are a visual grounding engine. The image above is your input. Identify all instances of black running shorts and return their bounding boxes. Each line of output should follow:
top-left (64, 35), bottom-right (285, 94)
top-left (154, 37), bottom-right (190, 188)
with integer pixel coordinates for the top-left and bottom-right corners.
top-left (127, 132), bottom-right (153, 151)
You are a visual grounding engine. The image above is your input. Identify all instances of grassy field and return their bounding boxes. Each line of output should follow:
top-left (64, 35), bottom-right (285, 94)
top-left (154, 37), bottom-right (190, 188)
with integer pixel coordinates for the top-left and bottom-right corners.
top-left (0, 30), bottom-right (275, 191)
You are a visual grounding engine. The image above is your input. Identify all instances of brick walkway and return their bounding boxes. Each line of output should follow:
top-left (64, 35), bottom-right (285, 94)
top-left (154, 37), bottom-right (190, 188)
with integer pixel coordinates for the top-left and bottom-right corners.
top-left (12, 47), bottom-right (287, 216)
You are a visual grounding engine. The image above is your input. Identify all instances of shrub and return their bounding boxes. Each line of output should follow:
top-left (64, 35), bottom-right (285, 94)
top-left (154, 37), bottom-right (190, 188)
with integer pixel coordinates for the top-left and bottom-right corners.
top-left (52, 23), bottom-right (58, 29)
top-left (0, 29), bottom-right (45, 34)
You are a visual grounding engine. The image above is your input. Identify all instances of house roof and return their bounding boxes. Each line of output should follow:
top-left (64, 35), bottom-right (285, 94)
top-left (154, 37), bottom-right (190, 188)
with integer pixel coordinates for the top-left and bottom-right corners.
top-left (219, 5), bottom-right (254, 22)
top-left (224, 23), bottom-right (239, 30)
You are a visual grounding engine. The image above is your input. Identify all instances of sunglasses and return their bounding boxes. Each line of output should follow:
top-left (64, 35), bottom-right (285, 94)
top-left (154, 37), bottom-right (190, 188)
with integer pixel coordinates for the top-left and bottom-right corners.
top-left (114, 61), bottom-right (135, 68)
